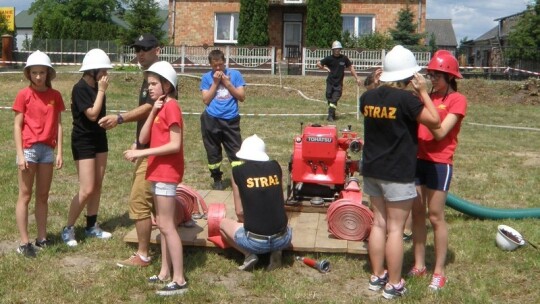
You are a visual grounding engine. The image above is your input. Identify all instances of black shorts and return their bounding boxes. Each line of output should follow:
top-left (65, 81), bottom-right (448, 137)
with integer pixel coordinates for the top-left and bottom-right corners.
top-left (71, 132), bottom-right (108, 160)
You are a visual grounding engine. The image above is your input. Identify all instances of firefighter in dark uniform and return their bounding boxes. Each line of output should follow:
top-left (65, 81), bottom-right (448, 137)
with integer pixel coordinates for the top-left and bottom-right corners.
top-left (317, 40), bottom-right (362, 121)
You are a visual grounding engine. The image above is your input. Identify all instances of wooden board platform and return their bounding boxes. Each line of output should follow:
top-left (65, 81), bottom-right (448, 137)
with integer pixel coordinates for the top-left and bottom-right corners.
top-left (123, 189), bottom-right (368, 254)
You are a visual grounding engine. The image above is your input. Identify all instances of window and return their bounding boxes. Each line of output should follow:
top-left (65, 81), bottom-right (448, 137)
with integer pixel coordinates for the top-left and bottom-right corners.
top-left (215, 13), bottom-right (239, 43)
top-left (342, 15), bottom-right (374, 37)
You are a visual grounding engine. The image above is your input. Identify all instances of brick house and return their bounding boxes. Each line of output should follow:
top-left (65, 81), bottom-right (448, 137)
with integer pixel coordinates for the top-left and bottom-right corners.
top-left (168, 0), bottom-right (426, 59)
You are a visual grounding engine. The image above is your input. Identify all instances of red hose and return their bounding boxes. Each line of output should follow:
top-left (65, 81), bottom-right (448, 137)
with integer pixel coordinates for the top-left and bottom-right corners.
top-left (326, 198), bottom-right (373, 241)
top-left (207, 203), bottom-right (226, 237)
top-left (176, 184), bottom-right (208, 221)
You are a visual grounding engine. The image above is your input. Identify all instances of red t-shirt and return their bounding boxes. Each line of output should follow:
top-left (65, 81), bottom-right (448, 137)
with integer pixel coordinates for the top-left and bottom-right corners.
top-left (417, 92), bottom-right (467, 164)
top-left (146, 99), bottom-right (184, 184)
top-left (12, 86), bottom-right (66, 148)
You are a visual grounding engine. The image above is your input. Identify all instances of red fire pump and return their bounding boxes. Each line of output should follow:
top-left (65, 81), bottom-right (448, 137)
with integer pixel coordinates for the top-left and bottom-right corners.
top-left (286, 123), bottom-right (363, 204)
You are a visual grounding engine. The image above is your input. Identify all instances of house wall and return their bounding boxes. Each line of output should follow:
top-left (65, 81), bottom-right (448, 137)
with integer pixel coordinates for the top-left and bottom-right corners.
top-left (170, 0), bottom-right (426, 46)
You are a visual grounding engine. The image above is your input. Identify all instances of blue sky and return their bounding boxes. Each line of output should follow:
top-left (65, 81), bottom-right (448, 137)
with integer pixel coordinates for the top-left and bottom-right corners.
top-left (2, 0), bottom-right (532, 43)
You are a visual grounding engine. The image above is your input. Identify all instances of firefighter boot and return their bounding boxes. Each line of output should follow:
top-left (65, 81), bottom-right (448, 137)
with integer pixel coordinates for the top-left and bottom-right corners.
top-left (210, 168), bottom-right (224, 190)
top-left (327, 107), bottom-right (336, 122)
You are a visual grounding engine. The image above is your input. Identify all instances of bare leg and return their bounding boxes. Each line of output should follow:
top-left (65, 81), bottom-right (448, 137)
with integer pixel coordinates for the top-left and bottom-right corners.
top-left (34, 163), bottom-right (54, 240)
top-left (16, 164), bottom-right (37, 244)
top-left (411, 186), bottom-right (428, 270)
top-left (368, 196), bottom-right (387, 278)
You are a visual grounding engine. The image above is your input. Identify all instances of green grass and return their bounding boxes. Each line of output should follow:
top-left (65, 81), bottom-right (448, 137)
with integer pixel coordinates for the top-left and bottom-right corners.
top-left (0, 70), bottom-right (539, 303)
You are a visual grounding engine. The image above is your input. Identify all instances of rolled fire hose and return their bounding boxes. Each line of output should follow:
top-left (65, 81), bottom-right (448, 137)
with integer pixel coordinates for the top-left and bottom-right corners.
top-left (176, 184), bottom-right (208, 221)
top-left (207, 203), bottom-right (226, 237)
top-left (326, 198), bottom-right (374, 241)
top-left (206, 203), bottom-right (229, 248)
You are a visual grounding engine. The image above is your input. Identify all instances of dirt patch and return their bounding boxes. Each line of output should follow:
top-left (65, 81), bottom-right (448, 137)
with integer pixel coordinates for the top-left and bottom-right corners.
top-left (0, 240), bottom-right (17, 255)
top-left (510, 152), bottom-right (540, 167)
top-left (59, 255), bottom-right (101, 274)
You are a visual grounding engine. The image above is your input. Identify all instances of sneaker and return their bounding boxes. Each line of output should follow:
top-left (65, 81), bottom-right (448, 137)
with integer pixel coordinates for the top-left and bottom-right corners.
top-left (403, 232), bottom-right (413, 241)
top-left (35, 238), bottom-right (52, 249)
top-left (212, 180), bottom-right (224, 190)
top-left (267, 250), bottom-right (282, 271)
top-left (368, 270), bottom-right (388, 291)
top-left (85, 224), bottom-right (112, 239)
top-left (156, 281), bottom-right (188, 296)
top-left (382, 279), bottom-right (407, 300)
top-left (116, 253), bottom-right (151, 268)
top-left (61, 226), bottom-right (78, 247)
top-left (407, 266), bottom-right (427, 277)
top-left (148, 274), bottom-right (169, 284)
top-left (17, 243), bottom-right (37, 258)
top-left (429, 273), bottom-right (447, 290)
top-left (238, 253), bottom-right (258, 271)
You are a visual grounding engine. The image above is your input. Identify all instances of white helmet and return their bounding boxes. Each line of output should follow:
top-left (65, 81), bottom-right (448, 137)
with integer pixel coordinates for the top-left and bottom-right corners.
top-left (146, 61), bottom-right (177, 92)
top-left (236, 134), bottom-right (269, 161)
top-left (496, 224), bottom-right (525, 251)
top-left (24, 50), bottom-right (56, 80)
top-left (79, 48), bottom-right (113, 72)
top-left (331, 41), bottom-right (343, 49)
top-left (379, 45), bottom-right (421, 82)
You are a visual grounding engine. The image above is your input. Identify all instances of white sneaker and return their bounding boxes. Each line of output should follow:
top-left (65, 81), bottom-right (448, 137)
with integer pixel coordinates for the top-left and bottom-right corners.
top-left (62, 226), bottom-right (78, 247)
top-left (85, 224), bottom-right (112, 239)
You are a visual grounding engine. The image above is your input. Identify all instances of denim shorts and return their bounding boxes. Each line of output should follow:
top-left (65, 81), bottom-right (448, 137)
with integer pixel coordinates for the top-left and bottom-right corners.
top-left (415, 159), bottom-right (453, 191)
top-left (363, 176), bottom-right (417, 202)
top-left (234, 226), bottom-right (292, 255)
top-left (17, 143), bottom-right (54, 164)
top-left (151, 182), bottom-right (177, 197)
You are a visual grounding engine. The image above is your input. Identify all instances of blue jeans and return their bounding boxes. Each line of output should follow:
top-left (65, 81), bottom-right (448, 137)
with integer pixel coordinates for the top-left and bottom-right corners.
top-left (234, 226), bottom-right (292, 255)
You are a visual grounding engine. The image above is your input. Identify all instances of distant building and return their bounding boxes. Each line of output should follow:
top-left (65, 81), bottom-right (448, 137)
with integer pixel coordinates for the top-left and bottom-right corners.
top-left (14, 10), bottom-right (33, 50)
top-left (424, 19), bottom-right (458, 55)
top-left (463, 11), bottom-right (525, 68)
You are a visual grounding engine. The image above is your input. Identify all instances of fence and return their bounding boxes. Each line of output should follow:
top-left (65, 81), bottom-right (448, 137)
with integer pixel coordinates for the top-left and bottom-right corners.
top-left (6, 38), bottom-right (435, 76)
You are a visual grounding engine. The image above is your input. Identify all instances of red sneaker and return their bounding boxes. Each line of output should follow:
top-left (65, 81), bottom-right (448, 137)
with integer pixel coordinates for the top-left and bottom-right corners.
top-left (407, 266), bottom-right (427, 277)
top-left (429, 273), bottom-right (447, 290)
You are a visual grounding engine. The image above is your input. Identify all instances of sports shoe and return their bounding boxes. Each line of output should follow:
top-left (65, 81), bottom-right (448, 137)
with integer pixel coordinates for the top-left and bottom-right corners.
top-left (85, 224), bottom-right (112, 239)
top-left (17, 243), bottom-right (37, 258)
top-left (238, 253), bottom-right (258, 271)
top-left (35, 238), bottom-right (52, 249)
top-left (403, 232), bottom-right (413, 241)
top-left (368, 270), bottom-right (388, 291)
top-left (429, 273), bottom-right (447, 290)
top-left (407, 266), bottom-right (427, 277)
top-left (382, 279), bottom-right (407, 300)
top-left (156, 281), bottom-right (188, 296)
top-left (148, 274), bottom-right (169, 284)
top-left (266, 250), bottom-right (282, 271)
top-left (116, 253), bottom-right (151, 267)
top-left (62, 226), bottom-right (78, 247)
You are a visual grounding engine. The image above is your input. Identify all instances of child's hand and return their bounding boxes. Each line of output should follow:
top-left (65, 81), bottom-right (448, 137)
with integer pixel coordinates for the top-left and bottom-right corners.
top-left (123, 149), bottom-right (140, 161)
top-left (98, 75), bottom-right (109, 92)
top-left (153, 95), bottom-right (166, 111)
top-left (411, 72), bottom-right (427, 92)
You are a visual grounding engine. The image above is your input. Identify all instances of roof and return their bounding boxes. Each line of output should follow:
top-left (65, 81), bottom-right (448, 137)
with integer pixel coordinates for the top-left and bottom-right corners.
top-left (425, 19), bottom-right (457, 47)
top-left (15, 10), bottom-right (34, 29)
top-left (474, 25), bottom-right (498, 41)
top-left (15, 9), bottom-right (168, 31)
top-left (494, 11), bottom-right (526, 22)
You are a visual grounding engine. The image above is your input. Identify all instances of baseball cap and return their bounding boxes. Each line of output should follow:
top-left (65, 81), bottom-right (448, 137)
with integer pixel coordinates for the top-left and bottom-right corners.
top-left (131, 34), bottom-right (159, 48)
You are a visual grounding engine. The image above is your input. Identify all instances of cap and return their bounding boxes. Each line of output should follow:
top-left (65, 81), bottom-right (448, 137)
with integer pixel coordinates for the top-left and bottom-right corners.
top-left (131, 33), bottom-right (159, 48)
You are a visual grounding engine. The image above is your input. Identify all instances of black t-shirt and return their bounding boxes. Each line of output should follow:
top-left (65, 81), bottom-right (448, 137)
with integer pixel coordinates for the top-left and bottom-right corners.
top-left (320, 54), bottom-right (352, 86)
top-left (232, 160), bottom-right (288, 236)
top-left (136, 78), bottom-right (154, 149)
top-left (360, 86), bottom-right (424, 182)
top-left (71, 78), bottom-right (106, 137)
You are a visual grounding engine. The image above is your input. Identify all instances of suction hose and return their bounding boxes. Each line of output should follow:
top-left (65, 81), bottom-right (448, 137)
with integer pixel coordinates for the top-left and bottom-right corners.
top-left (446, 193), bottom-right (540, 219)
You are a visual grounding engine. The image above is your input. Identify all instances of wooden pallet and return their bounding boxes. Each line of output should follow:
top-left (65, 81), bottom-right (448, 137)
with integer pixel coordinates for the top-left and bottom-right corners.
top-left (123, 189), bottom-right (368, 255)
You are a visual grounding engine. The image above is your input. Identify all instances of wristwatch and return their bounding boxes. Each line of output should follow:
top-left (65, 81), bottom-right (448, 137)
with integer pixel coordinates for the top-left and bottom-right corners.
top-left (117, 114), bottom-right (124, 124)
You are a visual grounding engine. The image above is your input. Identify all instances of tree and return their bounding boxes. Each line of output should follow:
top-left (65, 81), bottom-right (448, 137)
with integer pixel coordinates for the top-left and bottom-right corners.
top-left (29, 0), bottom-right (121, 40)
top-left (341, 31), bottom-right (394, 50)
top-left (306, 0), bottom-right (342, 48)
top-left (0, 13), bottom-right (10, 35)
top-left (507, 1), bottom-right (540, 61)
top-left (389, 6), bottom-right (424, 47)
top-left (119, 0), bottom-right (166, 46)
top-left (237, 0), bottom-right (269, 46)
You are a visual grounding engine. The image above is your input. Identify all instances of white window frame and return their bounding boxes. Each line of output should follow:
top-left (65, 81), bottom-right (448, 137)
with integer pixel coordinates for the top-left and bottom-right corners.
top-left (342, 15), bottom-right (375, 37)
top-left (215, 13), bottom-right (239, 44)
